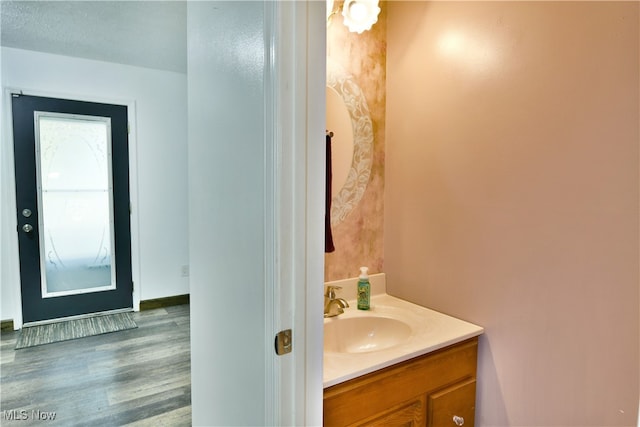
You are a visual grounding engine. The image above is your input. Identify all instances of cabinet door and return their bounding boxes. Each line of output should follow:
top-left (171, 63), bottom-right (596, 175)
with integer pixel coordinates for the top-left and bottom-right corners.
top-left (349, 395), bottom-right (426, 427)
top-left (428, 378), bottom-right (476, 427)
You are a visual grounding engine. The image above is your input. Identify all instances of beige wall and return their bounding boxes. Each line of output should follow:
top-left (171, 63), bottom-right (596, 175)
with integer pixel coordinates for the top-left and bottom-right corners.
top-left (385, 2), bottom-right (639, 426)
top-left (325, 2), bottom-right (386, 281)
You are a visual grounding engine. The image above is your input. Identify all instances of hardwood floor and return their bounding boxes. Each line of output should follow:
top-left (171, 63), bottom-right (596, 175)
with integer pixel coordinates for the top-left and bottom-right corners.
top-left (0, 305), bottom-right (191, 426)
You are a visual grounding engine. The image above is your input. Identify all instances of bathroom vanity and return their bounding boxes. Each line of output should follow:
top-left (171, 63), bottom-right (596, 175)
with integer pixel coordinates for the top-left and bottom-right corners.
top-left (322, 280), bottom-right (483, 427)
top-left (324, 337), bottom-right (478, 426)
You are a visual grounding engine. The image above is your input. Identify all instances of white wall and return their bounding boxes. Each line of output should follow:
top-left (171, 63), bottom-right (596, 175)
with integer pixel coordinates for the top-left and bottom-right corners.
top-left (187, 1), bottom-right (269, 424)
top-left (1, 47), bottom-right (189, 323)
top-left (188, 2), bottom-right (327, 422)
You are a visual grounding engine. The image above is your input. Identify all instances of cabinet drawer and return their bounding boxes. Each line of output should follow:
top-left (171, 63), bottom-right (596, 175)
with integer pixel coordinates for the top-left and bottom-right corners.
top-left (428, 378), bottom-right (476, 427)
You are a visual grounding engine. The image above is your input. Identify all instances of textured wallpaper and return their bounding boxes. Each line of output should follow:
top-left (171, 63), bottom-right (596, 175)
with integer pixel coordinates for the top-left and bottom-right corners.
top-left (325, 1), bottom-right (387, 281)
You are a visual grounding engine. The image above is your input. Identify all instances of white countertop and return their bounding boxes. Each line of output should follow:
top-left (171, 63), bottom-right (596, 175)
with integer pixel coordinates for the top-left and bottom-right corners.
top-left (323, 293), bottom-right (484, 388)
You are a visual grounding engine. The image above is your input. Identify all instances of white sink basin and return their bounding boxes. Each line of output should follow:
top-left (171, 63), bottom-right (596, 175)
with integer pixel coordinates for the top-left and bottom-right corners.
top-left (324, 315), bottom-right (412, 353)
top-left (322, 286), bottom-right (484, 388)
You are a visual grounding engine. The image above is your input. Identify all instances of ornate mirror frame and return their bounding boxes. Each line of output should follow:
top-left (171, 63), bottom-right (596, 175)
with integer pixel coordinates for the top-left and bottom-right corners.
top-left (327, 59), bottom-right (373, 225)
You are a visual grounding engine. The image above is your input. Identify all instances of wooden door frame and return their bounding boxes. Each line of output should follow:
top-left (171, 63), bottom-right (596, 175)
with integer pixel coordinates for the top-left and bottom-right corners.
top-left (1, 87), bottom-right (142, 329)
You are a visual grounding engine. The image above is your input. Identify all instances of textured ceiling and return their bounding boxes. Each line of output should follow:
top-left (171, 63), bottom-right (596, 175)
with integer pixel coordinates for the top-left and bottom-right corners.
top-left (1, 1), bottom-right (187, 73)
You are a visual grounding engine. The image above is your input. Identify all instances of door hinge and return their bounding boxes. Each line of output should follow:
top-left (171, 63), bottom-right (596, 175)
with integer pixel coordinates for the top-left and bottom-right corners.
top-left (127, 121), bottom-right (130, 134)
top-left (275, 329), bottom-right (292, 355)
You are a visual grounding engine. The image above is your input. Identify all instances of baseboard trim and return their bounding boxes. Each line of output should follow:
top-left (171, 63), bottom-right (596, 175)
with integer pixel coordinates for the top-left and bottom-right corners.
top-left (140, 294), bottom-right (190, 311)
top-left (1, 296), bottom-right (190, 329)
top-left (1, 319), bottom-right (15, 332)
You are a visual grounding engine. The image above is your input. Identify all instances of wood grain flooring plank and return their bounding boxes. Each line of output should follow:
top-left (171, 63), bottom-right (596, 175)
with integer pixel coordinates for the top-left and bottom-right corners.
top-left (106, 357), bottom-right (191, 405)
top-left (107, 386), bottom-right (191, 426)
top-left (123, 403), bottom-right (191, 427)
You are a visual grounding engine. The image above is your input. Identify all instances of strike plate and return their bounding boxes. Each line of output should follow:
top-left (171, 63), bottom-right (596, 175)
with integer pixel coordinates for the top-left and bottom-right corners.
top-left (275, 329), bottom-right (292, 355)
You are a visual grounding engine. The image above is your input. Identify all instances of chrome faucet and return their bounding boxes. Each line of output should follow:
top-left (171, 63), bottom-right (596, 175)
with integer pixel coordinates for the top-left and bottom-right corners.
top-left (324, 286), bottom-right (349, 318)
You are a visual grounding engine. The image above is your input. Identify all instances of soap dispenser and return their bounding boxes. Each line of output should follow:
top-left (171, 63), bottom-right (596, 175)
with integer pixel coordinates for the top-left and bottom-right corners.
top-left (357, 266), bottom-right (370, 310)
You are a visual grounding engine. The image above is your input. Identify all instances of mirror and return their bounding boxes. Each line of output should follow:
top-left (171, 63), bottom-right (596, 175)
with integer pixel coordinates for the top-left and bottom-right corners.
top-left (326, 59), bottom-right (373, 226)
top-left (326, 86), bottom-right (353, 199)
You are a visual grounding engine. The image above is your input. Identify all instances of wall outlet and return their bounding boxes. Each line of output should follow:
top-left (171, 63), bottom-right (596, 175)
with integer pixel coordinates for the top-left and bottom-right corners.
top-left (181, 265), bottom-right (189, 277)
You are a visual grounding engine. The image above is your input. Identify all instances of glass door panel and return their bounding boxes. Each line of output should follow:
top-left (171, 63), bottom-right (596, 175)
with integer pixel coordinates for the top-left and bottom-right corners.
top-left (35, 113), bottom-right (116, 297)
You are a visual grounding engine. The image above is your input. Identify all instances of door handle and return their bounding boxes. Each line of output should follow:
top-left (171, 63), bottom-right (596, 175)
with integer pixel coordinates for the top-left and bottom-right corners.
top-left (22, 224), bottom-right (33, 233)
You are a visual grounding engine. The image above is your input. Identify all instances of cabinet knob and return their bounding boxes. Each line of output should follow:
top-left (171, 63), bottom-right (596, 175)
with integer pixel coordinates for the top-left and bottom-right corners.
top-left (453, 415), bottom-right (465, 426)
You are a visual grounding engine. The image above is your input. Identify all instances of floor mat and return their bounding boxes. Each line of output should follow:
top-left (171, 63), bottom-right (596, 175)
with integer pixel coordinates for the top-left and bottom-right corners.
top-left (15, 312), bottom-right (137, 349)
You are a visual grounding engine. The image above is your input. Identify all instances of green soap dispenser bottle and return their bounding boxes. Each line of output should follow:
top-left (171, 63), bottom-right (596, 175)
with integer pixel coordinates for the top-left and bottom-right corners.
top-left (357, 266), bottom-right (370, 310)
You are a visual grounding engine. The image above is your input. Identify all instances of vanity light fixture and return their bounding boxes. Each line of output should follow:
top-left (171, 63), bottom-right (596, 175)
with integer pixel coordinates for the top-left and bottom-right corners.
top-left (327, 0), bottom-right (381, 34)
top-left (341, 0), bottom-right (381, 33)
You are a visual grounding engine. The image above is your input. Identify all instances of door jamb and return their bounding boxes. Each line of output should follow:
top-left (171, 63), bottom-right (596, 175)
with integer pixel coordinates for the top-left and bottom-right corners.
top-left (1, 87), bottom-right (141, 329)
top-left (262, 1), bottom-right (325, 424)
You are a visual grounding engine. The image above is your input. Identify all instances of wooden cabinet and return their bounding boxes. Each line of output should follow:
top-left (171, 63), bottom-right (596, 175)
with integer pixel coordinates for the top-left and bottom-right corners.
top-left (324, 337), bottom-right (478, 427)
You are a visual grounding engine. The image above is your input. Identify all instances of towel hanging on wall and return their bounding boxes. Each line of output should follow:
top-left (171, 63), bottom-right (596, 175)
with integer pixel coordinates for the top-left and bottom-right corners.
top-left (325, 133), bottom-right (335, 253)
